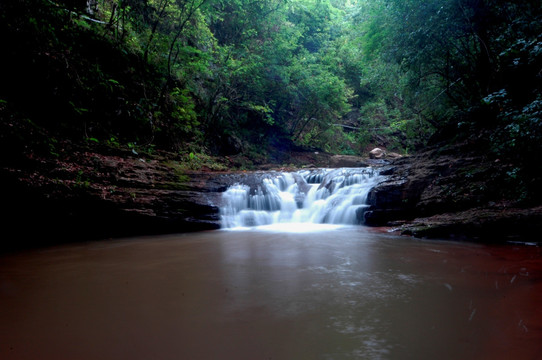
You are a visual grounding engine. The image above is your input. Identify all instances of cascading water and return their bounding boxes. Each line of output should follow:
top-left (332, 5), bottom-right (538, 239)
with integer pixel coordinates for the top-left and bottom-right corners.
top-left (220, 168), bottom-right (385, 230)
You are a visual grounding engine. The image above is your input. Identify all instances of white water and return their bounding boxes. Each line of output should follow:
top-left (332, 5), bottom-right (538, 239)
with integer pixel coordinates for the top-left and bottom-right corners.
top-left (220, 168), bottom-right (385, 230)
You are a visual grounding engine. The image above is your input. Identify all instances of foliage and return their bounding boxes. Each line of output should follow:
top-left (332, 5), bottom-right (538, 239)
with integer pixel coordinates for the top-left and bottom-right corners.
top-left (1, 0), bottom-right (541, 192)
top-left (178, 151), bottom-right (229, 171)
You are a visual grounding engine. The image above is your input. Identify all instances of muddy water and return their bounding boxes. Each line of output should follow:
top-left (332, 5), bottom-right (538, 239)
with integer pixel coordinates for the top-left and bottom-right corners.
top-left (1, 227), bottom-right (541, 360)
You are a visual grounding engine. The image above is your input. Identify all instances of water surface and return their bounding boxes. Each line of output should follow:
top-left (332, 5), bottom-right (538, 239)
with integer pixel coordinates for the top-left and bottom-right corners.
top-left (1, 227), bottom-right (541, 359)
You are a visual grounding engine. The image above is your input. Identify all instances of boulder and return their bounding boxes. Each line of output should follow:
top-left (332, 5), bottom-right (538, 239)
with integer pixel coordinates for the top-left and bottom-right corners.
top-left (369, 148), bottom-right (386, 159)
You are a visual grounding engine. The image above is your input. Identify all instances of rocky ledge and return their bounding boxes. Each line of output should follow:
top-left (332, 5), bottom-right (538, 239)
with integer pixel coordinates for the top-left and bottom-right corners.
top-left (1, 141), bottom-right (383, 250)
top-left (3, 140), bottom-right (541, 250)
top-left (365, 144), bottom-right (542, 243)
top-left (3, 145), bottom-right (225, 250)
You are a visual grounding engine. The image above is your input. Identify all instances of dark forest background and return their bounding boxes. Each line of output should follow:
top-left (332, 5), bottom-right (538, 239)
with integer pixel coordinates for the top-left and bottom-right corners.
top-left (1, 0), bottom-right (541, 198)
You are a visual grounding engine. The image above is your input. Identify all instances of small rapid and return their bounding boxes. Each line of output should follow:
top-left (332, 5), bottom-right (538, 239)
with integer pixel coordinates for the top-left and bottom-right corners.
top-left (220, 168), bottom-right (385, 229)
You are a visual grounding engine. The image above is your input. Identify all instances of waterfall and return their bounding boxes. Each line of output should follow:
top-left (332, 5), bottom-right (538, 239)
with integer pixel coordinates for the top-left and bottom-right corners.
top-left (220, 168), bottom-right (385, 230)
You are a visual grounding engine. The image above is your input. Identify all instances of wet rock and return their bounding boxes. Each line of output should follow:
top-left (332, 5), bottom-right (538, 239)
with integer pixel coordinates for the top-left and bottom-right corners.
top-left (363, 144), bottom-right (542, 242)
top-left (4, 137), bottom-right (540, 247)
top-left (399, 205), bottom-right (542, 242)
top-left (328, 155), bottom-right (369, 168)
top-left (1, 147), bottom-right (239, 248)
top-left (364, 177), bottom-right (412, 226)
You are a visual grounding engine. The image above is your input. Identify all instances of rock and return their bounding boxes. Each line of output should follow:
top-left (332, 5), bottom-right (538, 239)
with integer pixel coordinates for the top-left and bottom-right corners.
top-left (4, 137), bottom-right (540, 248)
top-left (1, 146), bottom-right (240, 249)
top-left (365, 175), bottom-right (415, 226)
top-left (386, 152), bottom-right (403, 159)
top-left (362, 143), bottom-right (542, 243)
top-left (328, 155), bottom-right (369, 168)
top-left (369, 148), bottom-right (386, 159)
top-left (398, 205), bottom-right (542, 242)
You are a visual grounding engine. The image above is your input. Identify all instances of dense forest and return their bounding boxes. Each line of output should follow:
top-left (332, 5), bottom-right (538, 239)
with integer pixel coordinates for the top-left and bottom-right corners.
top-left (1, 0), bottom-right (541, 193)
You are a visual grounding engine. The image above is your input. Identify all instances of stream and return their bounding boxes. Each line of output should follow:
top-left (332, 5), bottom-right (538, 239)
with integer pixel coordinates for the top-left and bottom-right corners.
top-left (1, 228), bottom-right (541, 359)
top-left (1, 168), bottom-right (541, 359)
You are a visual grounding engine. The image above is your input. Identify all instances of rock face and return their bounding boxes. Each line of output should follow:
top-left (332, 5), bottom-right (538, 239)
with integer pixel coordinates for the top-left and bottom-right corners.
top-left (4, 140), bottom-right (541, 249)
top-left (364, 145), bottom-right (542, 242)
top-left (2, 146), bottom-right (238, 250)
top-left (328, 155), bottom-right (369, 168)
top-left (4, 144), bottom-right (374, 249)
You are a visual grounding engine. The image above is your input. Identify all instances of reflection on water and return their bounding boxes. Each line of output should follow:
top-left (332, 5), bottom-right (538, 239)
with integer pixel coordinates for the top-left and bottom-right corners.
top-left (225, 223), bottom-right (347, 233)
top-left (1, 228), bottom-right (541, 360)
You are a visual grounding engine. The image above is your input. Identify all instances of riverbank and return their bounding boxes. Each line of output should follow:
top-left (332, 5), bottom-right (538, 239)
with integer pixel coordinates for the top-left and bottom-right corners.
top-left (2, 134), bottom-right (541, 250)
top-left (365, 143), bottom-right (542, 243)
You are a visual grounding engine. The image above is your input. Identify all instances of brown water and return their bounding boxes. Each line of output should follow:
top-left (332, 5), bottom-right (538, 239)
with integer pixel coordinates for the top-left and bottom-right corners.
top-left (1, 227), bottom-right (541, 360)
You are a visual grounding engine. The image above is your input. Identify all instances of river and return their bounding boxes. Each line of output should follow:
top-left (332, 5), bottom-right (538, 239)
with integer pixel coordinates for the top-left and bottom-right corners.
top-left (1, 227), bottom-right (541, 360)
